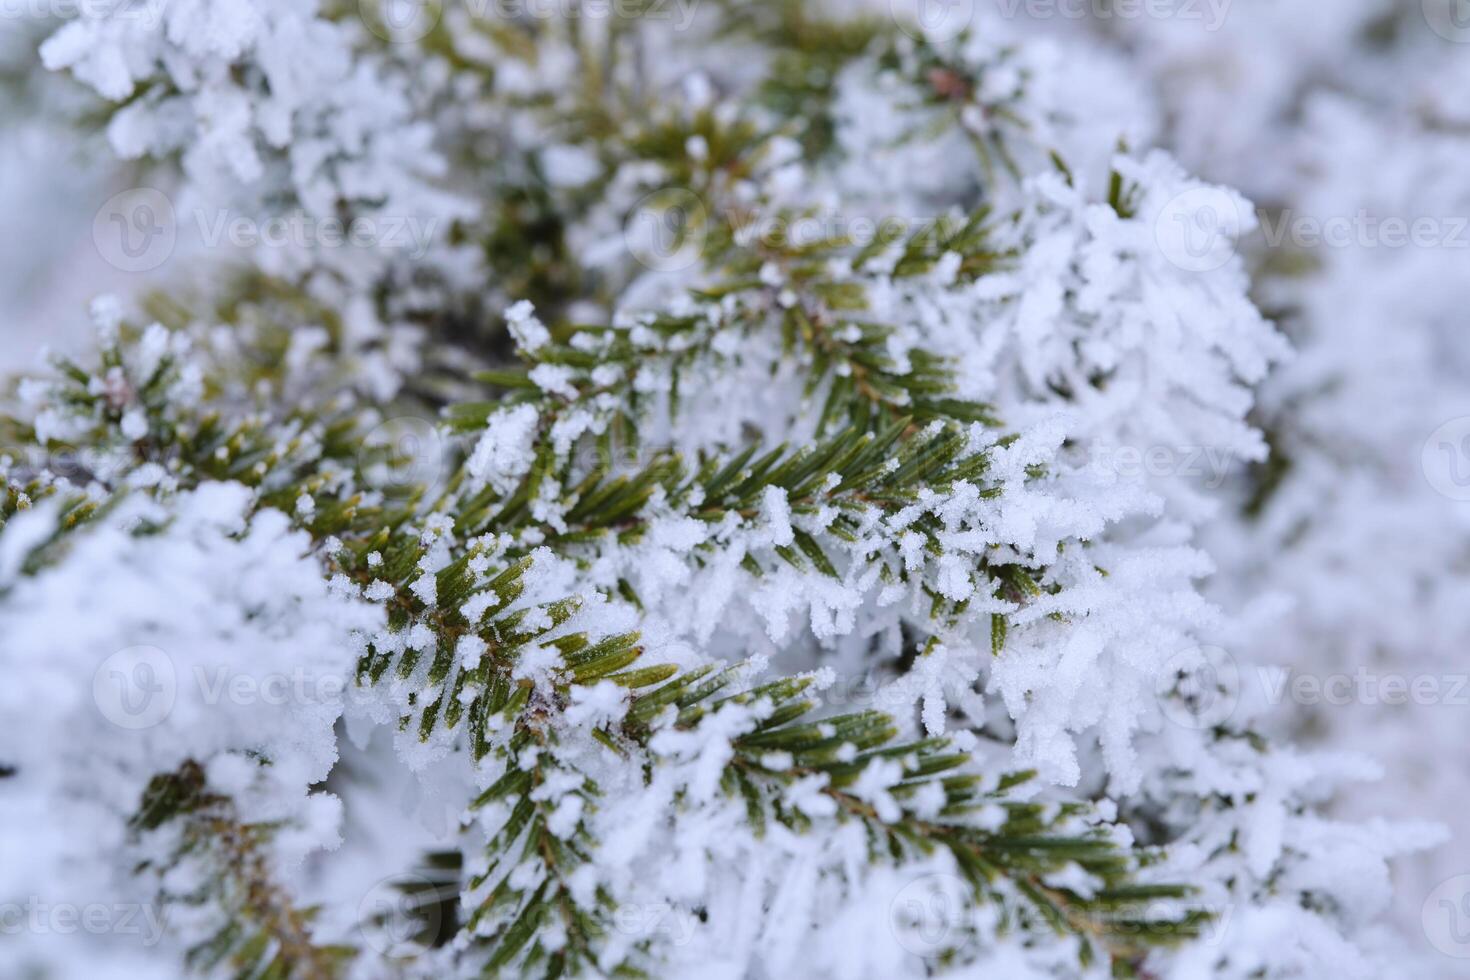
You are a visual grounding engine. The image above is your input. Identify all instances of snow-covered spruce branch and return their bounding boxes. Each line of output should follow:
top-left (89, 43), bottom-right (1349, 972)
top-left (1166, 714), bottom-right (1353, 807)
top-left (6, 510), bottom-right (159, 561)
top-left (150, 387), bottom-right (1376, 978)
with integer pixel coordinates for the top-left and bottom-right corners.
top-left (453, 207), bottom-right (1007, 449)
top-left (3, 1), bottom-right (1450, 977)
top-left (130, 760), bottom-right (358, 979)
top-left (454, 665), bottom-right (1205, 976)
top-left (1, 306), bottom-right (1203, 976)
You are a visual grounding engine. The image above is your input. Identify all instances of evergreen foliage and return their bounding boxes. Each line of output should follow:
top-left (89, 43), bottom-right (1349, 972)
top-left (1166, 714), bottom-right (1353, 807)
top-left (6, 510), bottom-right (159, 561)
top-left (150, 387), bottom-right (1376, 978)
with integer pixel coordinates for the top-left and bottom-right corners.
top-left (1, 2), bottom-right (1457, 978)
